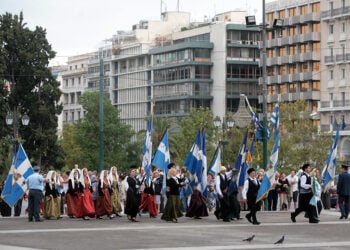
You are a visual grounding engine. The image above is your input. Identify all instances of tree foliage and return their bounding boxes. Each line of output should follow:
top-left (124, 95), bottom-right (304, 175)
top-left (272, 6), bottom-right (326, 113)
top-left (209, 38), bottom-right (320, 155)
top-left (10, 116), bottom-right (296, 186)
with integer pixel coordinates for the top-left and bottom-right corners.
top-left (0, 12), bottom-right (63, 173)
top-left (62, 92), bottom-right (135, 172)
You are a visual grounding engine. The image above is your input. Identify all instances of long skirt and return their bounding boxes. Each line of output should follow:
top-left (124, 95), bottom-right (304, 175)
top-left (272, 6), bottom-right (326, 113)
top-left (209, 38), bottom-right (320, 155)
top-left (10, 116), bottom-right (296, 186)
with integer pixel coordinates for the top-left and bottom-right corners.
top-left (111, 189), bottom-right (122, 214)
top-left (44, 195), bottom-right (61, 219)
top-left (186, 190), bottom-right (208, 218)
top-left (96, 189), bottom-right (112, 217)
top-left (66, 193), bottom-right (77, 217)
top-left (139, 193), bottom-right (158, 217)
top-left (125, 189), bottom-right (139, 218)
top-left (161, 195), bottom-right (183, 221)
top-left (82, 189), bottom-right (96, 217)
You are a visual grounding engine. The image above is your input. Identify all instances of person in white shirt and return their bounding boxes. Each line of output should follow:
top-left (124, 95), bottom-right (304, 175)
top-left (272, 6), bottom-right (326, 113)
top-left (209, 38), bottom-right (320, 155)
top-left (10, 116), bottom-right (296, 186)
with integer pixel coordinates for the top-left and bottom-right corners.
top-left (287, 169), bottom-right (299, 210)
top-left (242, 167), bottom-right (260, 225)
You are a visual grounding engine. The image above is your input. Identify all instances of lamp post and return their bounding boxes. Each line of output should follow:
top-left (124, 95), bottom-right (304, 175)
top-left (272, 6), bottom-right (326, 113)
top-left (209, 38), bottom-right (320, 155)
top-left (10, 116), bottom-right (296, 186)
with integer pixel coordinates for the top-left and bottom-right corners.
top-left (213, 116), bottom-right (234, 165)
top-left (5, 108), bottom-right (30, 141)
top-left (245, 1), bottom-right (283, 170)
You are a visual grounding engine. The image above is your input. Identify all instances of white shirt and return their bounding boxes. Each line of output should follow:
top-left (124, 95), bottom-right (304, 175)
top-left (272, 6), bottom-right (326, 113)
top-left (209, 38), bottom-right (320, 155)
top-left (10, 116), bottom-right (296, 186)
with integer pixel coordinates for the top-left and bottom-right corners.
top-left (215, 170), bottom-right (233, 196)
top-left (299, 173), bottom-right (311, 190)
top-left (242, 177), bottom-right (258, 200)
top-left (287, 175), bottom-right (299, 192)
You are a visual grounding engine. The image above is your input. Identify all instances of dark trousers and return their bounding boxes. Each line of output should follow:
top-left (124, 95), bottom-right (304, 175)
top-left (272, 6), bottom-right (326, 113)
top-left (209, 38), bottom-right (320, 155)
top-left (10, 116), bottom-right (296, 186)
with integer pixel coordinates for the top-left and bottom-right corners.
top-left (28, 189), bottom-right (43, 221)
top-left (338, 195), bottom-right (350, 218)
top-left (267, 190), bottom-right (278, 211)
top-left (294, 192), bottom-right (316, 222)
top-left (14, 198), bottom-right (23, 216)
top-left (247, 199), bottom-right (259, 223)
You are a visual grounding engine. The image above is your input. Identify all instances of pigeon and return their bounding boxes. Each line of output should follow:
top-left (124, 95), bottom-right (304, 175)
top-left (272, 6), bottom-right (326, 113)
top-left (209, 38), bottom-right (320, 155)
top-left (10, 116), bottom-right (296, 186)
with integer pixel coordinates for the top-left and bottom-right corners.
top-left (274, 235), bottom-right (284, 244)
top-left (242, 235), bottom-right (255, 243)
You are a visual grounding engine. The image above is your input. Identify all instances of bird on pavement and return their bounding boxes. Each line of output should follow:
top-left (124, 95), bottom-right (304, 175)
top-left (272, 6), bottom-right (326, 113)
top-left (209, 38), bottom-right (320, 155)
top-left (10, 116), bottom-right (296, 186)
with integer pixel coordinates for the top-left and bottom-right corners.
top-left (274, 235), bottom-right (285, 244)
top-left (242, 235), bottom-right (255, 243)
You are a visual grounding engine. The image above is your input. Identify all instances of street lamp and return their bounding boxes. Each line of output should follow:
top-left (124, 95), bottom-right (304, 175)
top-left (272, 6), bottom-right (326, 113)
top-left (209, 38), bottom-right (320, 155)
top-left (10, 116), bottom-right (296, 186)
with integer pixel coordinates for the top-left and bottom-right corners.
top-left (213, 116), bottom-right (234, 165)
top-left (245, 1), bottom-right (283, 170)
top-left (5, 110), bottom-right (30, 140)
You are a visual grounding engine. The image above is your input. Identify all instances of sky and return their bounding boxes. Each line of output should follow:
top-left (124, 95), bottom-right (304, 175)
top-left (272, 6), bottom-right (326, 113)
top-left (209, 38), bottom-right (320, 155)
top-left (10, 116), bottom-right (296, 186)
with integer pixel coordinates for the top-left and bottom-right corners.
top-left (2, 0), bottom-right (264, 65)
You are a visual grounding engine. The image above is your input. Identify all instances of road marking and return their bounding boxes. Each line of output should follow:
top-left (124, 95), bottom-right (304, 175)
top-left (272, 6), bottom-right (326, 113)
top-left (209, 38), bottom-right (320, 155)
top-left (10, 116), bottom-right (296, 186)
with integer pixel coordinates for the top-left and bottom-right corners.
top-left (0, 220), bottom-right (349, 234)
top-left (121, 241), bottom-right (350, 250)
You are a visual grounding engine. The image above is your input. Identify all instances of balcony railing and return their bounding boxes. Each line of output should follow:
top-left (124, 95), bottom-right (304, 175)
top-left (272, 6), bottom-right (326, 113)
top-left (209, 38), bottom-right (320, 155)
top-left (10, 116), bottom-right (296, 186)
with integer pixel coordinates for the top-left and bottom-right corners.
top-left (321, 6), bottom-right (350, 19)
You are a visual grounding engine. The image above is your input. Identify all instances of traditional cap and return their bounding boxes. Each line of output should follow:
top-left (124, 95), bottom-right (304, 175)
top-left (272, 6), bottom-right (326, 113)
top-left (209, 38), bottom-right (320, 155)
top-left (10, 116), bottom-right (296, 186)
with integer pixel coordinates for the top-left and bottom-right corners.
top-left (341, 163), bottom-right (350, 169)
top-left (247, 167), bottom-right (255, 175)
top-left (220, 166), bottom-right (226, 172)
top-left (33, 166), bottom-right (40, 171)
top-left (302, 163), bottom-right (310, 171)
top-left (129, 165), bottom-right (138, 170)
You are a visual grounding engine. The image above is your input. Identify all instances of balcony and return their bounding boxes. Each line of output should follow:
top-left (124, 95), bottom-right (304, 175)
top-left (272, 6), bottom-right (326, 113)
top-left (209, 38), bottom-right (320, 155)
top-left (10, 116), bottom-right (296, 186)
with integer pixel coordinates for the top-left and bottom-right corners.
top-left (300, 12), bottom-right (321, 23)
top-left (321, 6), bottom-right (350, 20)
top-left (336, 54), bottom-right (346, 63)
top-left (324, 56), bottom-right (335, 64)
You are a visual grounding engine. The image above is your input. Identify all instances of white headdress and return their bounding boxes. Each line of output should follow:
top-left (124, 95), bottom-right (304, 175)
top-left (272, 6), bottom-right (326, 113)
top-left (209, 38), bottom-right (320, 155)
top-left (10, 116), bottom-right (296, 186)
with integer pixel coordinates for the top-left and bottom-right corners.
top-left (108, 166), bottom-right (119, 184)
top-left (100, 170), bottom-right (111, 188)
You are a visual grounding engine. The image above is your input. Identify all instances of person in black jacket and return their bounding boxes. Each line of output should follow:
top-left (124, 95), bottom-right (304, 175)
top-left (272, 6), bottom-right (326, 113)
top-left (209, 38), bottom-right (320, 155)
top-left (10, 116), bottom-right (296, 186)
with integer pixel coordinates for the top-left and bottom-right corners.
top-left (242, 167), bottom-right (260, 225)
top-left (161, 167), bottom-right (185, 223)
top-left (337, 163), bottom-right (350, 219)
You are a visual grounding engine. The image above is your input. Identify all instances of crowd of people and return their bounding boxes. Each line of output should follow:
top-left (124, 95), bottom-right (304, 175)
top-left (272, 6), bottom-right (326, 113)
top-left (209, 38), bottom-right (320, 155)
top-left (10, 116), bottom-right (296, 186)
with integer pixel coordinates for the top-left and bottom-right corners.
top-left (1, 162), bottom-right (349, 225)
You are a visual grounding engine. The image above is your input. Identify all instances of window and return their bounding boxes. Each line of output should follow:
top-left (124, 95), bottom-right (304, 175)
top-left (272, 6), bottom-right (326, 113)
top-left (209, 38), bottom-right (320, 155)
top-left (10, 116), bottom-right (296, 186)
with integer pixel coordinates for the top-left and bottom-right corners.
top-left (341, 44), bottom-right (346, 56)
top-left (312, 42), bottom-right (320, 52)
top-left (279, 47), bottom-right (286, 56)
top-left (289, 83), bottom-right (296, 93)
top-left (330, 1), bottom-right (334, 11)
top-left (300, 5), bottom-right (308, 15)
top-left (301, 62), bottom-right (308, 72)
top-left (289, 26), bottom-right (297, 35)
top-left (300, 43), bottom-right (307, 53)
top-left (329, 47), bottom-right (333, 57)
top-left (289, 45), bottom-right (297, 55)
top-left (329, 24), bottom-right (334, 34)
top-left (341, 22), bottom-right (346, 33)
top-left (301, 24), bottom-right (308, 34)
top-left (278, 10), bottom-right (286, 19)
top-left (267, 12), bottom-right (274, 22)
top-left (312, 23), bottom-right (320, 32)
top-left (341, 68), bottom-right (346, 79)
top-left (288, 7), bottom-right (296, 17)
top-left (329, 70), bottom-right (334, 80)
top-left (279, 84), bottom-right (287, 94)
top-left (312, 62), bottom-right (320, 72)
top-left (289, 64), bottom-right (297, 74)
top-left (312, 2), bottom-right (320, 12)
top-left (71, 78), bottom-right (74, 86)
top-left (342, 0), bottom-right (345, 8)
top-left (279, 65), bottom-right (286, 75)
top-left (312, 81), bottom-right (320, 91)
top-left (301, 82), bottom-right (309, 92)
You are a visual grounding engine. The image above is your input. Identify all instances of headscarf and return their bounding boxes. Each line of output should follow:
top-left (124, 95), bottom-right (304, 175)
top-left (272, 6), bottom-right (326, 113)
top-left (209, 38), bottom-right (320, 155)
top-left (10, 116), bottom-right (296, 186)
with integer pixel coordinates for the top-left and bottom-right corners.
top-left (46, 170), bottom-right (58, 189)
top-left (108, 166), bottom-right (119, 184)
top-left (69, 169), bottom-right (81, 189)
top-left (80, 168), bottom-right (91, 188)
top-left (100, 170), bottom-right (111, 188)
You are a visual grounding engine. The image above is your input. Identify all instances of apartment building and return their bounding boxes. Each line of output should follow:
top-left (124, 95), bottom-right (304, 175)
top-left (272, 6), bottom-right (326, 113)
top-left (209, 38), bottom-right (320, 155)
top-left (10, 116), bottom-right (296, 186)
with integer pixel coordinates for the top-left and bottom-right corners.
top-left (265, 0), bottom-right (321, 120)
top-left (319, 0), bottom-right (350, 160)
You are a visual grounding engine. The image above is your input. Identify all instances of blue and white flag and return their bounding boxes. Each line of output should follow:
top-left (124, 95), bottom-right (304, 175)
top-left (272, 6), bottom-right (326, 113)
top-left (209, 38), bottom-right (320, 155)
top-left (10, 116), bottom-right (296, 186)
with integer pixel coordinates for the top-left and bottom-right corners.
top-left (236, 130), bottom-right (248, 187)
top-left (184, 129), bottom-right (207, 192)
top-left (201, 130), bottom-right (207, 195)
top-left (209, 146), bottom-right (221, 176)
top-left (1, 143), bottom-right (34, 206)
top-left (257, 103), bottom-right (280, 202)
top-left (322, 120), bottom-right (339, 191)
top-left (142, 117), bottom-right (153, 181)
top-left (152, 129), bottom-right (170, 173)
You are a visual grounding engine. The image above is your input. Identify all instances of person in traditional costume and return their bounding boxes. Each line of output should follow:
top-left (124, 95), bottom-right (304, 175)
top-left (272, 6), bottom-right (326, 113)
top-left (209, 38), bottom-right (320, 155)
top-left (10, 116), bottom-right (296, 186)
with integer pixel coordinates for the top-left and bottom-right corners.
top-left (76, 168), bottom-right (96, 220)
top-left (124, 165), bottom-right (141, 222)
top-left (161, 168), bottom-right (185, 223)
top-left (108, 166), bottom-right (122, 217)
top-left (66, 169), bottom-right (80, 218)
top-left (186, 183), bottom-right (209, 219)
top-left (139, 170), bottom-right (158, 218)
top-left (43, 171), bottom-right (61, 219)
top-left (96, 170), bottom-right (114, 219)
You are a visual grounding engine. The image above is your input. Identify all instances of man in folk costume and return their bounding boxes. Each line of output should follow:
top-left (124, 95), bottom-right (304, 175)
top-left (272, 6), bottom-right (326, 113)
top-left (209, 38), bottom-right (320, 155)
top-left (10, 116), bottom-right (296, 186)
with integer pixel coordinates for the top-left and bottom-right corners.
top-left (76, 168), bottom-right (95, 220)
top-left (96, 170), bottom-right (114, 219)
top-left (44, 170), bottom-right (61, 219)
top-left (108, 166), bottom-right (122, 217)
top-left (124, 165), bottom-right (141, 222)
top-left (214, 166), bottom-right (235, 222)
top-left (136, 166), bottom-right (146, 215)
top-left (291, 163), bottom-right (319, 223)
top-left (242, 168), bottom-right (261, 225)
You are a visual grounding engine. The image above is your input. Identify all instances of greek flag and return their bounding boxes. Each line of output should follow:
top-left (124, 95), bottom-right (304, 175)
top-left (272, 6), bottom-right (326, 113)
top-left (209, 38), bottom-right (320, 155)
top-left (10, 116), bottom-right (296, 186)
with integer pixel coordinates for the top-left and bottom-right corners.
top-left (184, 129), bottom-right (207, 192)
top-left (208, 146), bottom-right (221, 176)
top-left (236, 130), bottom-right (248, 187)
top-left (1, 143), bottom-right (34, 206)
top-left (322, 120), bottom-right (339, 191)
top-left (152, 129), bottom-right (170, 173)
top-left (257, 103), bottom-right (280, 202)
top-left (142, 117), bottom-right (153, 181)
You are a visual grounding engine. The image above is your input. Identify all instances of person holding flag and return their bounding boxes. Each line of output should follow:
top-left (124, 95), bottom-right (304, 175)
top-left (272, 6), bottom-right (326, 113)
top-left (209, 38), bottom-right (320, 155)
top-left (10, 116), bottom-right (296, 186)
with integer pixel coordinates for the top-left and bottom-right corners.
top-left (291, 163), bottom-right (319, 223)
top-left (26, 165), bottom-right (44, 222)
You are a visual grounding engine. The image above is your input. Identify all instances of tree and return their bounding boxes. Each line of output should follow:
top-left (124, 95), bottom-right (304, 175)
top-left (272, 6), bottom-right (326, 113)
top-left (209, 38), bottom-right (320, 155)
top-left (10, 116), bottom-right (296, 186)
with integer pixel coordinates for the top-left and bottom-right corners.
top-left (72, 92), bottom-right (135, 171)
top-left (0, 12), bottom-right (63, 171)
